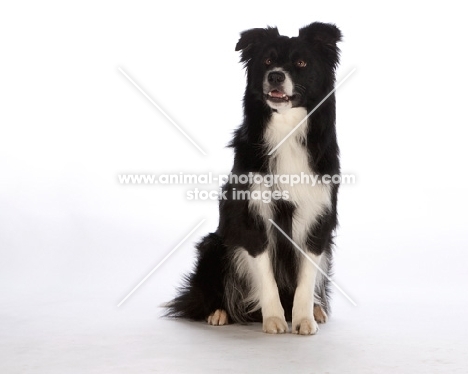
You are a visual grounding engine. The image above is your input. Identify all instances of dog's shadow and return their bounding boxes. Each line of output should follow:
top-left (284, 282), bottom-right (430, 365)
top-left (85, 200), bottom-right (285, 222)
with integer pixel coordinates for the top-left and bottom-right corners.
top-left (160, 316), bottom-right (327, 340)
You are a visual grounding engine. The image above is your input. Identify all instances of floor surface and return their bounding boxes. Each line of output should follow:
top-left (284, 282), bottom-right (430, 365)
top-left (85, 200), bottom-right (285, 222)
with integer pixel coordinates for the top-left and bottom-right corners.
top-left (1, 289), bottom-right (467, 374)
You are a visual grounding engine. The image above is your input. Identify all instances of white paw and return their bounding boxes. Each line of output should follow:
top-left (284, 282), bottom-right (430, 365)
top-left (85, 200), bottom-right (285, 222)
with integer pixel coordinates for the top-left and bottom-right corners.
top-left (313, 304), bottom-right (328, 324)
top-left (207, 309), bottom-right (229, 326)
top-left (263, 316), bottom-right (288, 334)
top-left (292, 317), bottom-right (319, 335)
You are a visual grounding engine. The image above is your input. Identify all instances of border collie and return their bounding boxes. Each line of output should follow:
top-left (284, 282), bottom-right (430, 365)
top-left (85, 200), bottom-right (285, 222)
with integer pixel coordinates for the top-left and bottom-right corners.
top-left (166, 22), bottom-right (342, 335)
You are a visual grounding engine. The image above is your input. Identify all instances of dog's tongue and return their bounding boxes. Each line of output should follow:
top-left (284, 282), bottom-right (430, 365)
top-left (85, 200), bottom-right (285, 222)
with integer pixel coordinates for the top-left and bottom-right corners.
top-left (270, 90), bottom-right (285, 98)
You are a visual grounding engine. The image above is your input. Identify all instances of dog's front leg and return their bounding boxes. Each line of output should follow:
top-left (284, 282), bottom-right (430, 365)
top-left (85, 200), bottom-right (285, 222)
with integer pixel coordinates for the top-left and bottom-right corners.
top-left (254, 251), bottom-right (288, 334)
top-left (292, 254), bottom-right (321, 335)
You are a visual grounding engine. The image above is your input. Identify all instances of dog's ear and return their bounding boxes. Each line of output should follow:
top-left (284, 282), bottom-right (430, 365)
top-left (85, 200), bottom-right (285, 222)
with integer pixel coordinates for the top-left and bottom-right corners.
top-left (299, 22), bottom-right (342, 68)
top-left (235, 27), bottom-right (279, 63)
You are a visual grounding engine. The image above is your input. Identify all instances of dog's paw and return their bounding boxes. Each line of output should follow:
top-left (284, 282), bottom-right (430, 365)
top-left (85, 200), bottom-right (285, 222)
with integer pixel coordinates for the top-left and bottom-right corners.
top-left (263, 316), bottom-right (288, 334)
top-left (292, 317), bottom-right (319, 335)
top-left (313, 304), bottom-right (328, 324)
top-left (207, 309), bottom-right (229, 326)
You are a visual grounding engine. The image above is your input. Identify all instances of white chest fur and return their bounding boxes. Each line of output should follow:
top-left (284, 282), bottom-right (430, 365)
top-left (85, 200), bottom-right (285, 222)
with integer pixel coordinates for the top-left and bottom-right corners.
top-left (250, 108), bottom-right (332, 245)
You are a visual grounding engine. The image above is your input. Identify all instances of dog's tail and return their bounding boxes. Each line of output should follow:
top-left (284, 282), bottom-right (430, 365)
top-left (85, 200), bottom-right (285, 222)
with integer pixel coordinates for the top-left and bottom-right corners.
top-left (164, 232), bottom-right (227, 320)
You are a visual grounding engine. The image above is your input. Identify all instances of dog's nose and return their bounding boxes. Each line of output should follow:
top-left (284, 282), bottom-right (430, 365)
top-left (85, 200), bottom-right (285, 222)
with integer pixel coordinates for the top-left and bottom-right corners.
top-left (268, 71), bottom-right (285, 84)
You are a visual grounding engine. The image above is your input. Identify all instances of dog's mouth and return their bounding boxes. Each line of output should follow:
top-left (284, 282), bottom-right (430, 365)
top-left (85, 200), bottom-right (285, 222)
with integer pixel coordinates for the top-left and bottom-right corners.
top-left (266, 90), bottom-right (294, 103)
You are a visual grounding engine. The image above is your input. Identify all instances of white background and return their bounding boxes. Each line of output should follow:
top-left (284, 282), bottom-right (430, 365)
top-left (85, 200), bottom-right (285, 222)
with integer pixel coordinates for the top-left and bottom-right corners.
top-left (1, 1), bottom-right (468, 373)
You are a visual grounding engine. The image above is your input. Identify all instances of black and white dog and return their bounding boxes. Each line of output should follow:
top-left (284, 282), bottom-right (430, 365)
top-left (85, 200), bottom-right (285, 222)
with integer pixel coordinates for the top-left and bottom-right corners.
top-left (166, 22), bottom-right (342, 335)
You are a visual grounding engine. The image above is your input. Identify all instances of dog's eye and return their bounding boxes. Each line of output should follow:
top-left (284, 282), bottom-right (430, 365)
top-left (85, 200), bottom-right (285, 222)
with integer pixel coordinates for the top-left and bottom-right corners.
top-left (265, 58), bottom-right (272, 66)
top-left (296, 60), bottom-right (307, 68)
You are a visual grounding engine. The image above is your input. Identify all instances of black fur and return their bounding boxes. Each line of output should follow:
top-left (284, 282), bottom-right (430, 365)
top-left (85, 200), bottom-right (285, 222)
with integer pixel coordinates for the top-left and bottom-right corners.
top-left (165, 22), bottom-right (342, 325)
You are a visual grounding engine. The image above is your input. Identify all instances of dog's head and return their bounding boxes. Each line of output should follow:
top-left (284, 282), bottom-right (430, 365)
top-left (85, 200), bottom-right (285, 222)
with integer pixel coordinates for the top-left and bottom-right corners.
top-left (236, 22), bottom-right (342, 112)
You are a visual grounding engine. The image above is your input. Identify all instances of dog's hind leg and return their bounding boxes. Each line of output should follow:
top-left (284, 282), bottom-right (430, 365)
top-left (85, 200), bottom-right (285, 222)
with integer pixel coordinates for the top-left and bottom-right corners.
top-left (165, 233), bottom-right (228, 322)
top-left (313, 304), bottom-right (328, 324)
top-left (313, 254), bottom-right (331, 323)
top-left (207, 309), bottom-right (229, 326)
